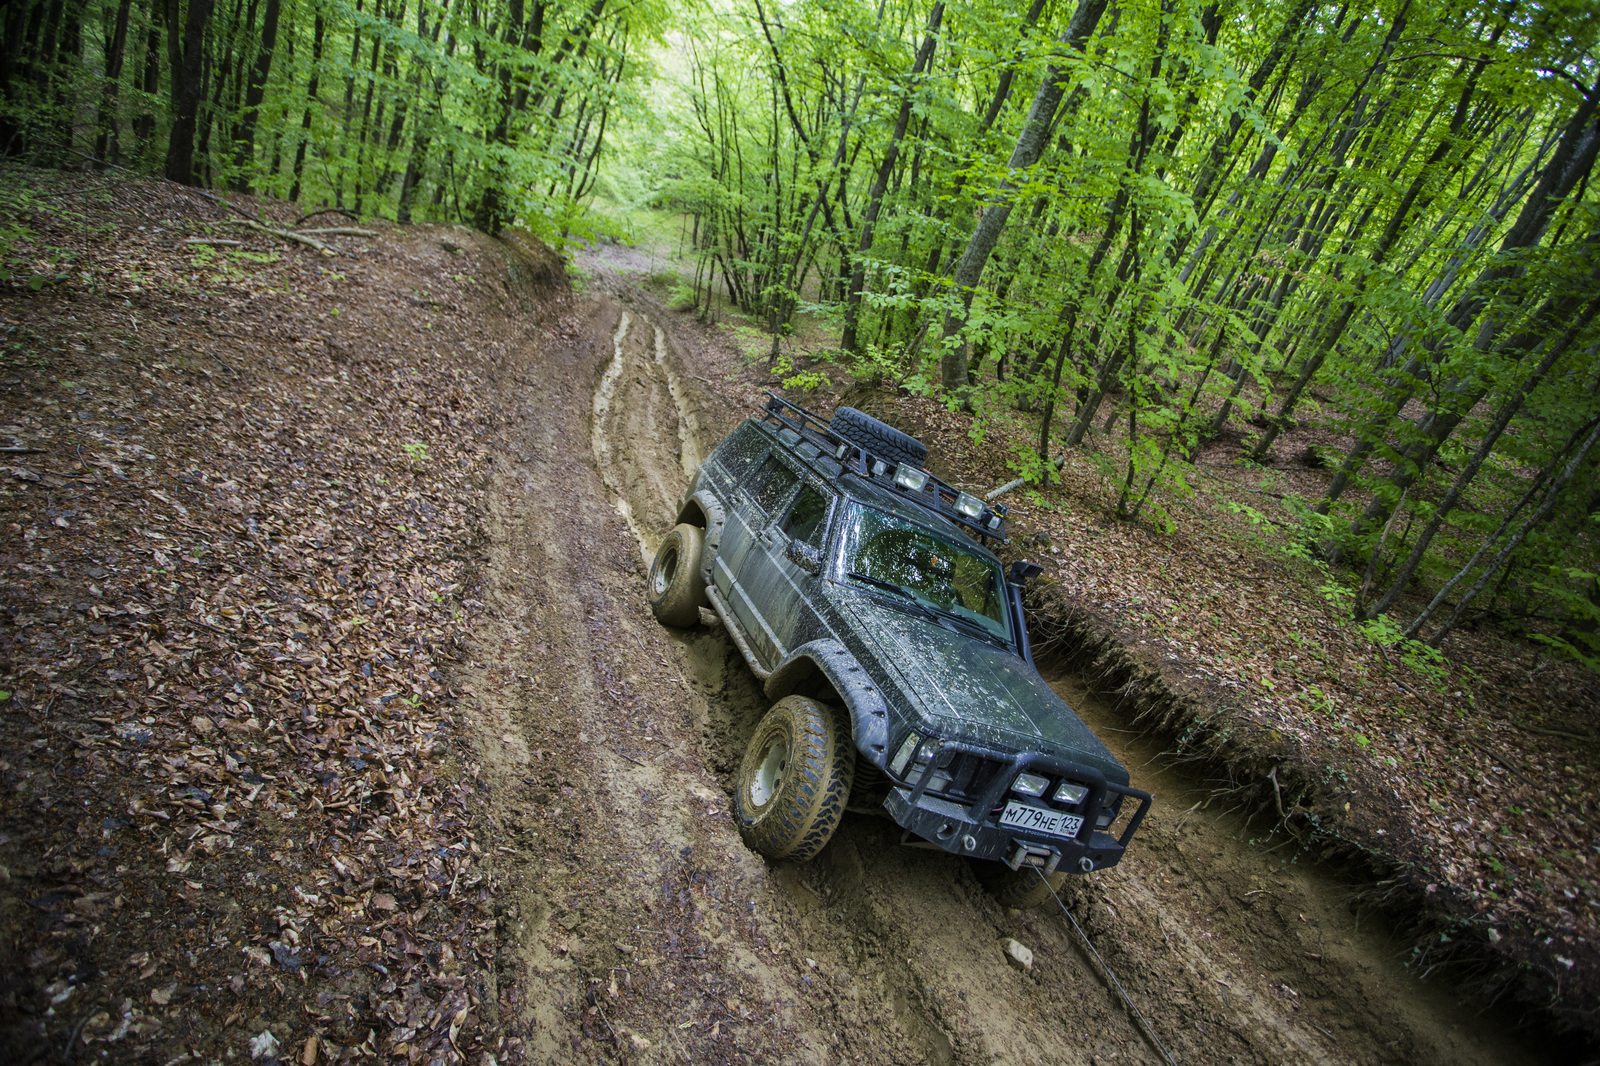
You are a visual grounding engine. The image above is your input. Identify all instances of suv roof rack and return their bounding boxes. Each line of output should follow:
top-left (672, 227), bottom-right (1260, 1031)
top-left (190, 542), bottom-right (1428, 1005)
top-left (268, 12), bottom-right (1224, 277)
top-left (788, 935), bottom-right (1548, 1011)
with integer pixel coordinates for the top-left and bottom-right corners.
top-left (759, 391), bottom-right (1009, 545)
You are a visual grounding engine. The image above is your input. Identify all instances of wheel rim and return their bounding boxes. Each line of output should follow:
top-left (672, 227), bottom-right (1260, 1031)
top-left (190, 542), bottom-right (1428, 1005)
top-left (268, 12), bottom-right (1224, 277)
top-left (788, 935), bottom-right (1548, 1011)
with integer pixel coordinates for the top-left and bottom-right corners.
top-left (749, 734), bottom-right (788, 809)
top-left (652, 542), bottom-right (679, 596)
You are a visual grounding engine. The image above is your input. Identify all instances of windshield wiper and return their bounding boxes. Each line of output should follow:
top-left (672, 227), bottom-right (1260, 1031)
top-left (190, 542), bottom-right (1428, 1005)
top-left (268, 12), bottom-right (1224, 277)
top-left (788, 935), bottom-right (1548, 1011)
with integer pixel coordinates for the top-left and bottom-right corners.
top-left (846, 571), bottom-right (916, 600)
top-left (845, 572), bottom-right (945, 620)
top-left (928, 608), bottom-right (1012, 648)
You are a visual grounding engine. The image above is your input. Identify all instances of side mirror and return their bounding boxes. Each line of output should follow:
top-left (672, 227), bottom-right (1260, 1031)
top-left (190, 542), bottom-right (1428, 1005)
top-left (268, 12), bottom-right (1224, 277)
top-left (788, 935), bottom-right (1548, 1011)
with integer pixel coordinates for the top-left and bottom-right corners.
top-left (786, 539), bottom-right (823, 574)
top-left (1009, 560), bottom-right (1043, 583)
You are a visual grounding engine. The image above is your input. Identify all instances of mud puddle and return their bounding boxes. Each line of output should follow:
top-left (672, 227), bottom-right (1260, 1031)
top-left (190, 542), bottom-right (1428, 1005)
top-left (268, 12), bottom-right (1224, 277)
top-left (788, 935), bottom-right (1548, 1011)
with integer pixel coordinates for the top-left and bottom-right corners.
top-left (469, 267), bottom-right (1550, 1064)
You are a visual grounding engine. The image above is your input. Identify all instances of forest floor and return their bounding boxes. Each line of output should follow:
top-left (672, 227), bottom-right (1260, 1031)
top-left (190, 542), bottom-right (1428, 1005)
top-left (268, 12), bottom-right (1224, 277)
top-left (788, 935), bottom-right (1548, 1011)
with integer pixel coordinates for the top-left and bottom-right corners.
top-left (0, 168), bottom-right (1594, 1066)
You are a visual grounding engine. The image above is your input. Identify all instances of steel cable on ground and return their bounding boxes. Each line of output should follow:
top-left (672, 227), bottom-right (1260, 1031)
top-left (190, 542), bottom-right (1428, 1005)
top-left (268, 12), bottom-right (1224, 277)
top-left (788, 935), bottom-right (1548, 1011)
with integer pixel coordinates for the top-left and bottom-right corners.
top-left (1036, 868), bottom-right (1178, 1066)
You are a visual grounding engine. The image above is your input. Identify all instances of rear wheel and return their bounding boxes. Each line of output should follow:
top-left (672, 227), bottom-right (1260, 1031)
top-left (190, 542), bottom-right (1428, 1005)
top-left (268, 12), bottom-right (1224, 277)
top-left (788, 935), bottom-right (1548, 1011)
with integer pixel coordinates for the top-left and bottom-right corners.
top-left (734, 696), bottom-right (856, 861)
top-left (647, 523), bottom-right (708, 627)
top-left (973, 861), bottom-right (1067, 910)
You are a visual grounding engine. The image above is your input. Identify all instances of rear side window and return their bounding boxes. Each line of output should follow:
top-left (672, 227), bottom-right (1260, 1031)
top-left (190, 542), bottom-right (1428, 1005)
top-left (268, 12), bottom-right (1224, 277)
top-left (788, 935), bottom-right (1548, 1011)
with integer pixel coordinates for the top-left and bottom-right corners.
top-left (715, 424), bottom-right (765, 482)
top-left (784, 486), bottom-right (830, 546)
top-left (749, 455), bottom-right (800, 515)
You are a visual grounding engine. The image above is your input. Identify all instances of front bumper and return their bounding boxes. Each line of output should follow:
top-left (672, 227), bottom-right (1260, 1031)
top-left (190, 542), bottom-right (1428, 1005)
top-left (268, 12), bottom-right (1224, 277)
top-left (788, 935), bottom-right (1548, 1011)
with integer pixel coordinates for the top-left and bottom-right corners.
top-left (882, 743), bottom-right (1152, 874)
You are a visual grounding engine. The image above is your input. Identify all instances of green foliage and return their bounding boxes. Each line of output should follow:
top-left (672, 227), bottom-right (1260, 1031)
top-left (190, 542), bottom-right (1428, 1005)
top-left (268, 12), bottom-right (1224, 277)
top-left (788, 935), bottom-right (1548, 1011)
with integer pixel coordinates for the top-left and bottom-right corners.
top-left (0, 0), bottom-right (658, 239)
top-left (1360, 614), bottom-right (1452, 692)
top-left (773, 354), bottom-right (828, 392)
top-left (1528, 567), bottom-right (1600, 672)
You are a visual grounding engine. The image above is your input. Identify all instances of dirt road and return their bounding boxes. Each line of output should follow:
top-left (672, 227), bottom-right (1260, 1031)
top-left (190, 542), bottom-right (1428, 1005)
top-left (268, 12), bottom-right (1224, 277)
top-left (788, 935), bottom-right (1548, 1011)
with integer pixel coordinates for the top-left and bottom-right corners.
top-left (464, 260), bottom-right (1549, 1065)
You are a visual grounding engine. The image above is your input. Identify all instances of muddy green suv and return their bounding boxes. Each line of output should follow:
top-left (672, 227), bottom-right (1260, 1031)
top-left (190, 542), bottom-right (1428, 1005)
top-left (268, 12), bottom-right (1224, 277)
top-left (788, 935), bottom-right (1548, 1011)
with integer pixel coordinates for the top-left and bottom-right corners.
top-left (646, 394), bottom-right (1149, 906)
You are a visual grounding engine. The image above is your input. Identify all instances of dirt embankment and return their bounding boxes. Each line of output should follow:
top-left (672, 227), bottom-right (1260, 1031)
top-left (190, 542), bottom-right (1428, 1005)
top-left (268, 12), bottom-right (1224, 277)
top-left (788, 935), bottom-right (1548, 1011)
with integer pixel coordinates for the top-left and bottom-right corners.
top-left (0, 169), bottom-right (566, 1064)
top-left (0, 169), bottom-right (1585, 1066)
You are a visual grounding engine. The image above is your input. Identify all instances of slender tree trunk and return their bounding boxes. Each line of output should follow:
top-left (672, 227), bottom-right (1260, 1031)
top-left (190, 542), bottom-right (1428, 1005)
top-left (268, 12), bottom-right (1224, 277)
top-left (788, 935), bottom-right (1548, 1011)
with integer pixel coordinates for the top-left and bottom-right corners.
top-left (94, 0), bottom-right (133, 161)
top-left (163, 0), bottom-right (214, 184)
top-left (936, 0), bottom-right (1110, 392)
top-left (132, 11), bottom-right (160, 158)
top-left (288, 6), bottom-right (323, 202)
top-left (840, 2), bottom-right (943, 354)
top-left (230, 0), bottom-right (280, 190)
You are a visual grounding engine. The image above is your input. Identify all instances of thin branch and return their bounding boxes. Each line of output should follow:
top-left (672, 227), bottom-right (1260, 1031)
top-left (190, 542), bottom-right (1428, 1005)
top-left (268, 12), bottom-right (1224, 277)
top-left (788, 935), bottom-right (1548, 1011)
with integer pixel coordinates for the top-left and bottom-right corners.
top-left (221, 219), bottom-right (341, 255)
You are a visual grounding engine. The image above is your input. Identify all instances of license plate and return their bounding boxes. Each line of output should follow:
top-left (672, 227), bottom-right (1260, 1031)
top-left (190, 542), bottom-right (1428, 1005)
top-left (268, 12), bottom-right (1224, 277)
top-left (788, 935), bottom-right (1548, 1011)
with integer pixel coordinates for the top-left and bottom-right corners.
top-left (999, 800), bottom-right (1084, 840)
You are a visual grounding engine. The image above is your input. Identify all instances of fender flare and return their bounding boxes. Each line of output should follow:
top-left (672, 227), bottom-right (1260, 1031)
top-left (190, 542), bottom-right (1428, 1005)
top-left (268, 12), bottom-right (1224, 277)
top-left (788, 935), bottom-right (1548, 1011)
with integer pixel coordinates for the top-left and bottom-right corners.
top-left (677, 490), bottom-right (726, 587)
top-left (764, 639), bottom-right (890, 769)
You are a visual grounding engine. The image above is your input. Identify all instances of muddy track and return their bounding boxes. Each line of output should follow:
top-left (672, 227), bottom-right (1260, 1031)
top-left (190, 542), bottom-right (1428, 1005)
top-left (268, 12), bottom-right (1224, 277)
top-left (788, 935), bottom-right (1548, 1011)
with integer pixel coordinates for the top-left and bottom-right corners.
top-left (464, 268), bottom-right (1549, 1065)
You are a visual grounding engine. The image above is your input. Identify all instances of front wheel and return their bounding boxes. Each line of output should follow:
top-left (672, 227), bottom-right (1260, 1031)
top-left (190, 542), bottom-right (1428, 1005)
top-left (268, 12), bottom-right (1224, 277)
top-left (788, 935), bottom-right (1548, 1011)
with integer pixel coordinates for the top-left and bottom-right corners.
top-left (973, 861), bottom-right (1067, 910)
top-left (733, 696), bottom-right (856, 862)
top-left (647, 523), bottom-right (708, 627)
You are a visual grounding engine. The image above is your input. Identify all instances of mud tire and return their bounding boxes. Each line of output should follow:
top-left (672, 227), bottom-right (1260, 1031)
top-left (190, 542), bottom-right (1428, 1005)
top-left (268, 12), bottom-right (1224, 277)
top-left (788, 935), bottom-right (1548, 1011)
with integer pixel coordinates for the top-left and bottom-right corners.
top-left (647, 523), bottom-right (709, 627)
top-left (830, 406), bottom-right (928, 469)
top-left (734, 696), bottom-right (856, 862)
top-left (973, 861), bottom-right (1067, 910)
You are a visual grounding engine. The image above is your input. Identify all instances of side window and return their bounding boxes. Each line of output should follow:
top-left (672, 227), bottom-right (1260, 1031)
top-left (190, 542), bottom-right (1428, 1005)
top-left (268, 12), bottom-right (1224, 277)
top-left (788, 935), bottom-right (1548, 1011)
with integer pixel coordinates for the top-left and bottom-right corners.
top-left (716, 424), bottom-right (764, 483)
top-left (749, 455), bottom-right (800, 515)
top-left (783, 486), bottom-right (830, 546)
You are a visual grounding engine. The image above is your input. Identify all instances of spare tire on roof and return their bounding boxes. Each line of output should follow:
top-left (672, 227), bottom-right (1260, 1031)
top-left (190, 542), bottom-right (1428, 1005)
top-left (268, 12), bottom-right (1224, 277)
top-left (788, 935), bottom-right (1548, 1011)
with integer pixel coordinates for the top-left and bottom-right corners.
top-left (831, 406), bottom-right (927, 469)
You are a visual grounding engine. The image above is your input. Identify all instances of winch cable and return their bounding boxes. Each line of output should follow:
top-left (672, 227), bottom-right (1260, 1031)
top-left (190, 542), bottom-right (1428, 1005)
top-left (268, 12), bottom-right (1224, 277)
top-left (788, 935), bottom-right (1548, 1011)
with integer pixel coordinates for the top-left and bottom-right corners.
top-left (1036, 869), bottom-right (1178, 1066)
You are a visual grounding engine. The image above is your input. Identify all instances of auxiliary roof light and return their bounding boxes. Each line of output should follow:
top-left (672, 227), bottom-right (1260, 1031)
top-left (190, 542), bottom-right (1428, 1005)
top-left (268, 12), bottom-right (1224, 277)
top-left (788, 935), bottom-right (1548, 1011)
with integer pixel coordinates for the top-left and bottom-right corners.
top-left (953, 492), bottom-right (983, 519)
top-left (894, 463), bottom-right (929, 493)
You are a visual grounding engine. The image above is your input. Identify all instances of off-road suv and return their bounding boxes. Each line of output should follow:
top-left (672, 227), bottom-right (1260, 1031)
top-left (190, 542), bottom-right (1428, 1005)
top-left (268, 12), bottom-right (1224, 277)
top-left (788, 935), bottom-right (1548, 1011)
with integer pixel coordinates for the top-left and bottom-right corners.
top-left (647, 394), bottom-right (1149, 906)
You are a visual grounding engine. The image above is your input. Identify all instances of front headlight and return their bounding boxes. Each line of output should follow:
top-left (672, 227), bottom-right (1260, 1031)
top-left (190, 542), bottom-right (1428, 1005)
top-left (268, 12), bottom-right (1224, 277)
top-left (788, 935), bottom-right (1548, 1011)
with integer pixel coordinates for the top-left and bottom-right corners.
top-left (890, 732), bottom-right (922, 776)
top-left (1054, 781), bottom-right (1089, 805)
top-left (1012, 772), bottom-right (1050, 797)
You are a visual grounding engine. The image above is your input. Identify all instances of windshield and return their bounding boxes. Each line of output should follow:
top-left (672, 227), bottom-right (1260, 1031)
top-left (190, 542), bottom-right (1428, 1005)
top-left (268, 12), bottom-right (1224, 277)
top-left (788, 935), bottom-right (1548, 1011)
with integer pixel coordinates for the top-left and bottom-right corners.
top-left (841, 505), bottom-right (1011, 643)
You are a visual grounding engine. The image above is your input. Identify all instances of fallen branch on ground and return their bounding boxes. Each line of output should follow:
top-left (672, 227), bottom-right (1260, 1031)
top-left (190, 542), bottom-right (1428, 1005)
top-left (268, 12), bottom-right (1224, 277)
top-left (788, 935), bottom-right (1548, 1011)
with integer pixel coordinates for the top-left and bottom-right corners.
top-left (221, 218), bottom-right (341, 255)
top-left (296, 207), bottom-right (359, 225)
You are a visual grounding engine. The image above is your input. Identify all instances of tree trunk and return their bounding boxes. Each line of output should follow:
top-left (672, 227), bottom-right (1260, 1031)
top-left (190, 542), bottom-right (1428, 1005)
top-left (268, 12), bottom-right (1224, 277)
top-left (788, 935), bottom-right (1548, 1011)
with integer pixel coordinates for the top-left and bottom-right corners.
top-left (163, 0), bottom-right (214, 184)
top-left (230, 0), bottom-right (280, 190)
top-left (94, 0), bottom-right (133, 162)
top-left (839, 1), bottom-right (943, 354)
top-left (288, 6), bottom-right (324, 202)
top-left (936, 0), bottom-right (1110, 392)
